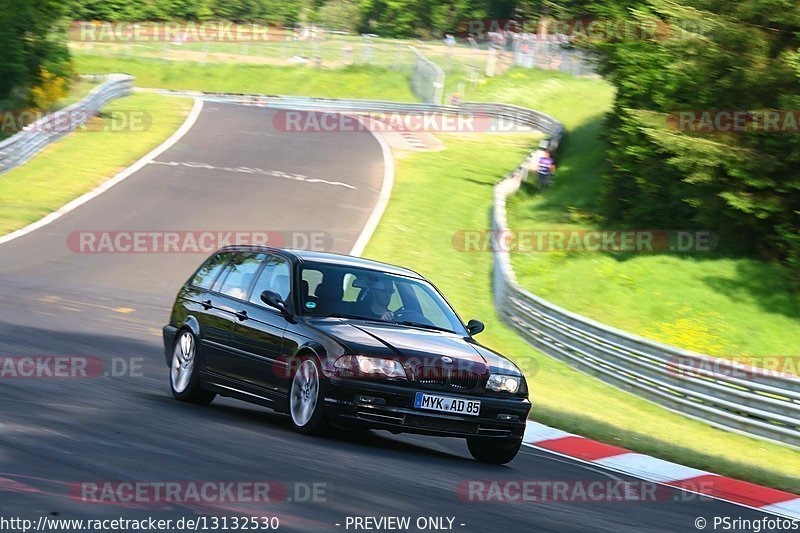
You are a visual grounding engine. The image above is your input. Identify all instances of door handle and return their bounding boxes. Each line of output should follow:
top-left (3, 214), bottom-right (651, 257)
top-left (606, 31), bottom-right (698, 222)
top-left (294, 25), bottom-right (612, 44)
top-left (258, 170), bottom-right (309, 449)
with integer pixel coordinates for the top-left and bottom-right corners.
top-left (235, 310), bottom-right (248, 321)
top-left (201, 299), bottom-right (213, 310)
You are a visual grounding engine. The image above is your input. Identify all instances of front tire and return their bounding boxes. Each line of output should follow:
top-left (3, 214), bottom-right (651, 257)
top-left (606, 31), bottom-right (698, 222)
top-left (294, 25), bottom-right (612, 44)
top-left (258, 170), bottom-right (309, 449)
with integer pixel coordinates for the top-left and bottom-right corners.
top-left (467, 436), bottom-right (522, 464)
top-left (289, 358), bottom-right (328, 435)
top-left (170, 330), bottom-right (215, 405)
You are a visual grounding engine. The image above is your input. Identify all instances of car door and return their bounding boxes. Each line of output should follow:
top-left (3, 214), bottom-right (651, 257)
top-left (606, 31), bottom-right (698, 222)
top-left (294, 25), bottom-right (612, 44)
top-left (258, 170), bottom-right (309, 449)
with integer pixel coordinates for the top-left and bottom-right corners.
top-left (182, 252), bottom-right (238, 373)
top-left (228, 254), bottom-right (294, 394)
top-left (200, 252), bottom-right (265, 380)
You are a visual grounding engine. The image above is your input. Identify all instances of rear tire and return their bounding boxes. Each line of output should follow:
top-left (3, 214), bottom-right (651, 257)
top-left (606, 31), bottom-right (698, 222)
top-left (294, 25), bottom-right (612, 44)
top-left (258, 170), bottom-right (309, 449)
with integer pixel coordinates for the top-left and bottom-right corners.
top-left (289, 357), bottom-right (329, 435)
top-left (467, 436), bottom-right (522, 464)
top-left (170, 330), bottom-right (215, 405)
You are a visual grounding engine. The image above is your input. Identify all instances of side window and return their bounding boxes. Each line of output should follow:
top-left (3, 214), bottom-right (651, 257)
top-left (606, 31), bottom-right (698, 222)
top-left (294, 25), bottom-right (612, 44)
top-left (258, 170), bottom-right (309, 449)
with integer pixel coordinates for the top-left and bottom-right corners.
top-left (217, 253), bottom-right (266, 300)
top-left (302, 268), bottom-right (323, 299)
top-left (342, 273), bottom-right (360, 302)
top-left (249, 255), bottom-right (292, 305)
top-left (191, 252), bottom-right (231, 289)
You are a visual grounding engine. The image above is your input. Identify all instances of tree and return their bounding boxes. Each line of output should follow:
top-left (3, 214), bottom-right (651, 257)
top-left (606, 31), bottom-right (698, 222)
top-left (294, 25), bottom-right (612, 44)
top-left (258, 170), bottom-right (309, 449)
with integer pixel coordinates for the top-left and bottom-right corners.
top-left (558, 0), bottom-right (800, 275)
top-left (0, 0), bottom-right (73, 102)
top-left (317, 0), bottom-right (360, 32)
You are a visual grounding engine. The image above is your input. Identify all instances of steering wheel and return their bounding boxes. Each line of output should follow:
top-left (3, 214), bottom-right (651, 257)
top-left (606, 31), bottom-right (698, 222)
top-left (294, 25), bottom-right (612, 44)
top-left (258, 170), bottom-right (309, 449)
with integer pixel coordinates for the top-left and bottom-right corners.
top-left (393, 308), bottom-right (433, 326)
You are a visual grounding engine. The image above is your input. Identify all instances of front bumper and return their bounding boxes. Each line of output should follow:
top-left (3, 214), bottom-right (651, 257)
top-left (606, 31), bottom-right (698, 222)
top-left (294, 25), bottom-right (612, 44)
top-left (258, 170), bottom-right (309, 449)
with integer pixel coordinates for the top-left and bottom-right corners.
top-left (324, 376), bottom-right (530, 439)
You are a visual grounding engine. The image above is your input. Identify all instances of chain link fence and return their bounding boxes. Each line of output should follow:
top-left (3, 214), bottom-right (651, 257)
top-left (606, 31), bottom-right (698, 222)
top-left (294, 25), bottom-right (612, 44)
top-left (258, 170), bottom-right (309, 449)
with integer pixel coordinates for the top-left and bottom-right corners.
top-left (410, 47), bottom-right (445, 104)
top-left (510, 36), bottom-right (598, 77)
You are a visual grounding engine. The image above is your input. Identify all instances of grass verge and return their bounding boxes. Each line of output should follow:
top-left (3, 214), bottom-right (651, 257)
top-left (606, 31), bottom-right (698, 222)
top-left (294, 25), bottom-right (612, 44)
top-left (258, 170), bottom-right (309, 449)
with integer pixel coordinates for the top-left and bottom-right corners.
top-left (466, 69), bottom-right (800, 365)
top-left (364, 133), bottom-right (800, 493)
top-left (0, 92), bottom-right (192, 235)
top-left (73, 54), bottom-right (417, 101)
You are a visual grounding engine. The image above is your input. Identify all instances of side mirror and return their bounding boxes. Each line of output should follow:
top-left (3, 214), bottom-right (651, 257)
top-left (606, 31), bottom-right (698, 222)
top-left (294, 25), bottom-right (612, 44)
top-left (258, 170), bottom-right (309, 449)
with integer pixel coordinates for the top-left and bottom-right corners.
top-left (261, 290), bottom-right (290, 315)
top-left (466, 319), bottom-right (485, 336)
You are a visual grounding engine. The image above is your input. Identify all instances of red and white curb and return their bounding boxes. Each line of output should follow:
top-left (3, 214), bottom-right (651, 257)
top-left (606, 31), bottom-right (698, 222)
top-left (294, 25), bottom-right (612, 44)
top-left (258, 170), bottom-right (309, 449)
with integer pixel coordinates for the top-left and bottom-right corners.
top-left (523, 420), bottom-right (800, 519)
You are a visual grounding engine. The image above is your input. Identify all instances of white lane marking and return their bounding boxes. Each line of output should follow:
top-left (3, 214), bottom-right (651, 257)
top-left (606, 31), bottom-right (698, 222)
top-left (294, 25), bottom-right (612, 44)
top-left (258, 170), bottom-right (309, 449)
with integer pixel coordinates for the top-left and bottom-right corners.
top-left (0, 98), bottom-right (205, 247)
top-left (149, 160), bottom-right (356, 190)
top-left (349, 116), bottom-right (395, 257)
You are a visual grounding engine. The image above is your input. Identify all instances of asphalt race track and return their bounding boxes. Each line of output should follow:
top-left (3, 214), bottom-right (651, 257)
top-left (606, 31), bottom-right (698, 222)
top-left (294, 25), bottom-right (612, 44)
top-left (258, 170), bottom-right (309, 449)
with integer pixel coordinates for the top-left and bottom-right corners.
top-left (0, 101), bottom-right (774, 532)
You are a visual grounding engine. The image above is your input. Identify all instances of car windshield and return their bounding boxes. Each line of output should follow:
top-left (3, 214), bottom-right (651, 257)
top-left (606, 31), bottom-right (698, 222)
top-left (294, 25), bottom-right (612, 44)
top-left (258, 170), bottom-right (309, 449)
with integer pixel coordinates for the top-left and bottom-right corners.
top-left (299, 262), bottom-right (468, 335)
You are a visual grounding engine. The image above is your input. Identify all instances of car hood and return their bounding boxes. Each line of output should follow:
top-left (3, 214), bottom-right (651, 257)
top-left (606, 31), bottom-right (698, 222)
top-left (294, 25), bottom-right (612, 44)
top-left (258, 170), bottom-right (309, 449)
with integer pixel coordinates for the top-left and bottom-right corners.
top-left (304, 318), bottom-right (521, 375)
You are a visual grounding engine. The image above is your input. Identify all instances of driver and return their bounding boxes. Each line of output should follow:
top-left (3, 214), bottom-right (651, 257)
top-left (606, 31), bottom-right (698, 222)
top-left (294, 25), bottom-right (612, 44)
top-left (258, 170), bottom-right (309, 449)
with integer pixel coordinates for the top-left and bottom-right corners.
top-left (363, 283), bottom-right (395, 321)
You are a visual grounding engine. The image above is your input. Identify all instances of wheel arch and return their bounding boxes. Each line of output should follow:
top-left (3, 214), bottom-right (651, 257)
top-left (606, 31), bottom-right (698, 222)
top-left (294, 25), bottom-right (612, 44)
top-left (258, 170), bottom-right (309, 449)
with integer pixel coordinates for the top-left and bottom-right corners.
top-left (179, 315), bottom-right (201, 337)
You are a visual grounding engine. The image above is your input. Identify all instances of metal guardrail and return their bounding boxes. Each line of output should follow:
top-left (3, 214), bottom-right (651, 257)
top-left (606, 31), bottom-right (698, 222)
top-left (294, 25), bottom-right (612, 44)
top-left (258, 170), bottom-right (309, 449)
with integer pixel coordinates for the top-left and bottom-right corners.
top-left (0, 74), bottom-right (134, 174)
top-left (488, 128), bottom-right (800, 449)
top-left (130, 88), bottom-right (800, 447)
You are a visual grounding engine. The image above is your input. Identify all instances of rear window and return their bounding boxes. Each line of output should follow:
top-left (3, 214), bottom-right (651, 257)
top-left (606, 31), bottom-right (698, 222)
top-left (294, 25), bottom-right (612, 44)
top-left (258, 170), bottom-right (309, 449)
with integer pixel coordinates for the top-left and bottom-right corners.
top-left (190, 253), bottom-right (231, 289)
top-left (217, 253), bottom-right (267, 300)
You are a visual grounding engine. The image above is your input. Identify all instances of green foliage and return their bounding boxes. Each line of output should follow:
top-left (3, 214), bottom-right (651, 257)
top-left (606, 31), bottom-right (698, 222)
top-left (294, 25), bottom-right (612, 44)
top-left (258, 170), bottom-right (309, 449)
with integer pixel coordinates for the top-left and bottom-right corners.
top-left (65, 0), bottom-right (307, 24)
top-left (62, 0), bottom-right (526, 36)
top-left (0, 0), bottom-right (73, 101)
top-left (317, 0), bottom-right (361, 31)
top-left (560, 0), bottom-right (800, 278)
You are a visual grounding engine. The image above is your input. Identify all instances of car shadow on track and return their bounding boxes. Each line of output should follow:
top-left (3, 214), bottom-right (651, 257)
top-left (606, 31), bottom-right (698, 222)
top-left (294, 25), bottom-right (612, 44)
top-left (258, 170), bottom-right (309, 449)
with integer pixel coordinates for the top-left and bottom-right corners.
top-left (139, 387), bottom-right (474, 464)
top-left (0, 321), bottom-right (477, 465)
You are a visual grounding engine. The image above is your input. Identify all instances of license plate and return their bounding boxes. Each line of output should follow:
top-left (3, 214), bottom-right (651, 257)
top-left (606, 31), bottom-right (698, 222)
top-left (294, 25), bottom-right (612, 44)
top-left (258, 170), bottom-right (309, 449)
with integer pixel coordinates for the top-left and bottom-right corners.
top-left (414, 392), bottom-right (480, 416)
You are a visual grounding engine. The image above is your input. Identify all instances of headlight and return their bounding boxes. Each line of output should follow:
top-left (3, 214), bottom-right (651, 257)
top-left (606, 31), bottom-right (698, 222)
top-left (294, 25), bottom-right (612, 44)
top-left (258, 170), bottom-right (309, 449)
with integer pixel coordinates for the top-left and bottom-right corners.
top-left (333, 355), bottom-right (406, 379)
top-left (487, 374), bottom-right (520, 393)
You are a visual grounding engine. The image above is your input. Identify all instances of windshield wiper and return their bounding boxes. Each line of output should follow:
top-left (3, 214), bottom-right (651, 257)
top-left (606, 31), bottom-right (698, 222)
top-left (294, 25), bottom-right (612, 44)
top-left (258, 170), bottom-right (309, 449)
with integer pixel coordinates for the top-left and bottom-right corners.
top-left (398, 321), bottom-right (454, 333)
top-left (324, 313), bottom-right (378, 321)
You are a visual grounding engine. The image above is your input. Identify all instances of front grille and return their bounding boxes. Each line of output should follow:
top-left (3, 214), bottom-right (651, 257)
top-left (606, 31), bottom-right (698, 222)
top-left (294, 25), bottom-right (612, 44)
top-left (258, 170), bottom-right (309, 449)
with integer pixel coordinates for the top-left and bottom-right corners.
top-left (417, 366), bottom-right (446, 386)
top-left (404, 414), bottom-right (478, 434)
top-left (449, 369), bottom-right (480, 390)
top-left (415, 366), bottom-right (481, 391)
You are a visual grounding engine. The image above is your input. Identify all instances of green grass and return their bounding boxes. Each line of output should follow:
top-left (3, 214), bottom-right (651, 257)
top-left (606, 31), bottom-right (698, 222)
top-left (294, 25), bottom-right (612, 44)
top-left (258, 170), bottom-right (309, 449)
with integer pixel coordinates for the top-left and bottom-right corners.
top-left (466, 69), bottom-right (800, 367)
top-left (364, 132), bottom-right (800, 493)
top-left (0, 92), bottom-right (192, 235)
top-left (74, 54), bottom-right (417, 101)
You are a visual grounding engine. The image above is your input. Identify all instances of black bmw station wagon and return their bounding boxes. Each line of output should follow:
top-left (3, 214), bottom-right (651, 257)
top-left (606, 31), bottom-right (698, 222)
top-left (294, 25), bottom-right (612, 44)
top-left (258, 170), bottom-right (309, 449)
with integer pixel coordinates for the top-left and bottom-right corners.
top-left (163, 246), bottom-right (531, 463)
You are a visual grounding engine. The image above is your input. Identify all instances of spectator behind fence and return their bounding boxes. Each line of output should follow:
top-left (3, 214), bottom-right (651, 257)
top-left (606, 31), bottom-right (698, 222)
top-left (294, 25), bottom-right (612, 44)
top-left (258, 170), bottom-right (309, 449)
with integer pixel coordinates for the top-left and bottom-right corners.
top-left (535, 150), bottom-right (556, 190)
